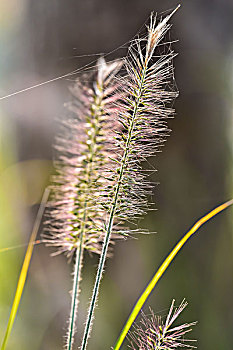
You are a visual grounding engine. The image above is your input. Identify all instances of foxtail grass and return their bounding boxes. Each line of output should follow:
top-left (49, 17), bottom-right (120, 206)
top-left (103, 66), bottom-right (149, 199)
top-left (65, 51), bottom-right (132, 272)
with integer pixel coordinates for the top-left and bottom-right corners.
top-left (45, 57), bottom-right (123, 350)
top-left (81, 7), bottom-right (179, 350)
top-left (2, 5), bottom-right (233, 350)
top-left (129, 299), bottom-right (196, 350)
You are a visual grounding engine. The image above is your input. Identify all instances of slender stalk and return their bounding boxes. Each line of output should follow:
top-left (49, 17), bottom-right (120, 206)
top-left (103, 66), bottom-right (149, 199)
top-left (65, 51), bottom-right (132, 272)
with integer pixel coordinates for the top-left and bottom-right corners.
top-left (66, 102), bottom-right (98, 349)
top-left (66, 60), bottom-right (112, 349)
top-left (1, 188), bottom-right (49, 350)
top-left (81, 64), bottom-right (148, 350)
top-left (67, 245), bottom-right (83, 350)
top-left (113, 199), bottom-right (233, 350)
top-left (67, 203), bottom-right (86, 350)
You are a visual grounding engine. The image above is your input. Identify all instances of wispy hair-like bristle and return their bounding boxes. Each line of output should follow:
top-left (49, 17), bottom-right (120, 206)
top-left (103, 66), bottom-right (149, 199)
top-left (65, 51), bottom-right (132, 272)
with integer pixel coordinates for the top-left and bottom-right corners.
top-left (109, 12), bottom-right (178, 225)
top-left (81, 9), bottom-right (179, 350)
top-left (44, 57), bottom-right (123, 350)
top-left (44, 58), bottom-right (123, 259)
top-left (129, 299), bottom-right (197, 350)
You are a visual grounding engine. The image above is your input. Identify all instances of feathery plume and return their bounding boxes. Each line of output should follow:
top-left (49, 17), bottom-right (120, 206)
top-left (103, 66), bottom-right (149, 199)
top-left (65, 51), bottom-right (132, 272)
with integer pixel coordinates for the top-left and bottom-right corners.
top-left (81, 8), bottom-right (179, 350)
top-left (45, 57), bottom-right (123, 350)
top-left (45, 57), bottom-right (123, 258)
top-left (129, 300), bottom-right (196, 350)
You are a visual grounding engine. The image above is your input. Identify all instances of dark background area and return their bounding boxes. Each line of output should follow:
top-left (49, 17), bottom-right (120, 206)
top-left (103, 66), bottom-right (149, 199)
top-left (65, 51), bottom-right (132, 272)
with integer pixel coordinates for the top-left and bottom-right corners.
top-left (0, 0), bottom-right (233, 349)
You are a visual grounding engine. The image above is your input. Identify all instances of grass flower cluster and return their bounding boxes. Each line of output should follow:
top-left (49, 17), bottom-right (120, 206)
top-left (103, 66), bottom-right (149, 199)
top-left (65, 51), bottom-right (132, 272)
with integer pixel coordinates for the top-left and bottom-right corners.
top-left (43, 8), bottom-right (181, 350)
top-left (45, 57), bottom-right (124, 349)
top-left (1, 5), bottom-right (233, 350)
top-left (45, 57), bottom-right (123, 259)
top-left (81, 8), bottom-right (179, 350)
top-left (129, 300), bottom-right (196, 350)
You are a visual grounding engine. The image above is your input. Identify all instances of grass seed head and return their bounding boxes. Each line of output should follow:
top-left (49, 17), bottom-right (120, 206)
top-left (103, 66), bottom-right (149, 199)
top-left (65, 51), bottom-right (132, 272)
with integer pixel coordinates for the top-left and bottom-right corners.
top-left (44, 58), bottom-right (123, 258)
top-left (129, 299), bottom-right (197, 350)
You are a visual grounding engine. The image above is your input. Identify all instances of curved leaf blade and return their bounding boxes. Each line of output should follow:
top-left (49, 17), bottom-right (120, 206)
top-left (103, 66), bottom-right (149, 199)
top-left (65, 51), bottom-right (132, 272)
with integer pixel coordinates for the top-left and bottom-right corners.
top-left (113, 199), bottom-right (233, 350)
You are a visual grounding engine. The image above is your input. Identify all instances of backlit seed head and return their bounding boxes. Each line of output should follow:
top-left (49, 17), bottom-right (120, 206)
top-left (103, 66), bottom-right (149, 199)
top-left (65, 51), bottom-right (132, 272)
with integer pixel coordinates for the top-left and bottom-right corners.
top-left (129, 300), bottom-right (197, 350)
top-left (44, 58), bottom-right (123, 258)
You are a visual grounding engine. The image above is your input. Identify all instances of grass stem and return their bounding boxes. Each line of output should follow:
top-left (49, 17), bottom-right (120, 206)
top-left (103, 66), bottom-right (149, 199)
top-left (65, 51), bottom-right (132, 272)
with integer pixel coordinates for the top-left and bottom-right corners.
top-left (66, 199), bottom-right (87, 350)
top-left (67, 245), bottom-right (84, 350)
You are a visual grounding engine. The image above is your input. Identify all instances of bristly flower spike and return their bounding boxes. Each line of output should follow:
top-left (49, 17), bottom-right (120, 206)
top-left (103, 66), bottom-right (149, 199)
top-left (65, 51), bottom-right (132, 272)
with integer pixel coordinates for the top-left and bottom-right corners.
top-left (81, 7), bottom-right (179, 350)
top-left (129, 299), bottom-right (197, 350)
top-left (45, 57), bottom-right (123, 259)
top-left (45, 57), bottom-right (123, 350)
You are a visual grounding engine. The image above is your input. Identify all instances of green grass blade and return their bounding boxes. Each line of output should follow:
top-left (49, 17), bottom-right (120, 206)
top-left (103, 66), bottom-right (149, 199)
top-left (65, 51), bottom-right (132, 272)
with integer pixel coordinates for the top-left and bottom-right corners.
top-left (113, 199), bottom-right (233, 350)
top-left (1, 188), bottom-right (50, 350)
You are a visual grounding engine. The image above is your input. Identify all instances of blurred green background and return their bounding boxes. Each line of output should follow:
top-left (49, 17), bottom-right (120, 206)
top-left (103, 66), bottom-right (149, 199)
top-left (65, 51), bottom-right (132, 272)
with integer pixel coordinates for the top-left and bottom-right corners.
top-left (0, 0), bottom-right (233, 349)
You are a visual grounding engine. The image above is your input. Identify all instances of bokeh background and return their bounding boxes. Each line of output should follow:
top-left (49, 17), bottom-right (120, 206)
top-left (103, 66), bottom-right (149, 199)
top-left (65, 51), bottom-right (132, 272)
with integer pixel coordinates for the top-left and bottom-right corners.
top-left (1, 0), bottom-right (233, 349)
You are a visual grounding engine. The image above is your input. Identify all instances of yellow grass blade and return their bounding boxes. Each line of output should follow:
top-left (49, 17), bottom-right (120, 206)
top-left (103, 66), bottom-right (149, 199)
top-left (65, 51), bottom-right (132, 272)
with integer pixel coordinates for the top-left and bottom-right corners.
top-left (1, 188), bottom-right (50, 350)
top-left (114, 199), bottom-right (233, 350)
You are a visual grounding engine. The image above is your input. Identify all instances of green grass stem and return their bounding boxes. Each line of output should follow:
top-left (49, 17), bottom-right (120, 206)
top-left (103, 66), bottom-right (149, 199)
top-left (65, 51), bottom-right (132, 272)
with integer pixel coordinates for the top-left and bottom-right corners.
top-left (67, 245), bottom-right (84, 350)
top-left (66, 200), bottom-right (87, 350)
